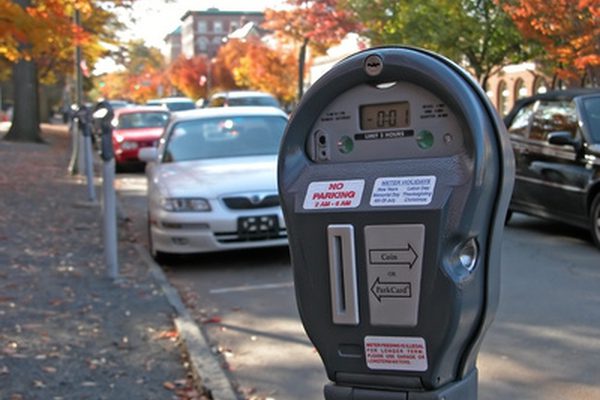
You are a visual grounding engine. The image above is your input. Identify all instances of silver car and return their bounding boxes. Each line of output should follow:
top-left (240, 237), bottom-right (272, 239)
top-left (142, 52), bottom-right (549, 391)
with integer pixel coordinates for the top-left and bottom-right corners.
top-left (140, 106), bottom-right (289, 259)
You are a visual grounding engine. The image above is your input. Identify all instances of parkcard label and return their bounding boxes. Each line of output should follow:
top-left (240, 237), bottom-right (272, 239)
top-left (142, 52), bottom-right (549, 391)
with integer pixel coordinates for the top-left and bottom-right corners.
top-left (370, 176), bottom-right (436, 206)
top-left (303, 179), bottom-right (365, 210)
top-left (364, 336), bottom-right (428, 371)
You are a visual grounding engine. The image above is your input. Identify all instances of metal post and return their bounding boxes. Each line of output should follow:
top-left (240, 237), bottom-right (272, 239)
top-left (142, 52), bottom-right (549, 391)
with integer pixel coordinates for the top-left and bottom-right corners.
top-left (77, 106), bottom-right (96, 203)
top-left (102, 158), bottom-right (118, 279)
top-left (67, 112), bottom-right (79, 174)
top-left (94, 101), bottom-right (119, 280)
top-left (69, 9), bottom-right (85, 175)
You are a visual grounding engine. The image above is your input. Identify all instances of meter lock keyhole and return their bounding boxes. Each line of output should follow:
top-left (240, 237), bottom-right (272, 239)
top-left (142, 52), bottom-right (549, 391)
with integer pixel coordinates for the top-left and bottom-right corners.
top-left (314, 130), bottom-right (330, 161)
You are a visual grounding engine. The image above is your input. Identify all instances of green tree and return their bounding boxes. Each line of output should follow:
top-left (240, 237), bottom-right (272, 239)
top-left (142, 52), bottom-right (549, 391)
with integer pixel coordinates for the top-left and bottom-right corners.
top-left (97, 40), bottom-right (168, 103)
top-left (344, 0), bottom-right (538, 88)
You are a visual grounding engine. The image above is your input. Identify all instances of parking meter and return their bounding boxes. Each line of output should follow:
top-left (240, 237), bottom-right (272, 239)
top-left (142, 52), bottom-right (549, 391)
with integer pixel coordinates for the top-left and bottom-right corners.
top-left (75, 105), bottom-right (96, 202)
top-left (278, 46), bottom-right (514, 399)
top-left (93, 101), bottom-right (115, 162)
top-left (93, 101), bottom-right (119, 279)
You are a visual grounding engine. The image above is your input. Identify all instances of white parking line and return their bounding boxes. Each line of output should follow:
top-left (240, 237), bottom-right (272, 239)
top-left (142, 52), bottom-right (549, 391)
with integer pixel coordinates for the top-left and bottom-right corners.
top-left (210, 282), bottom-right (294, 294)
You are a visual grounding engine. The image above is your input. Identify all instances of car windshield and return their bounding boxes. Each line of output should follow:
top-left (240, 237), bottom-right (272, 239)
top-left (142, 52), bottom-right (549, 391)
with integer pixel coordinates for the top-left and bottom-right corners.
top-left (163, 115), bottom-right (287, 162)
top-left (117, 112), bottom-right (169, 129)
top-left (165, 102), bottom-right (196, 111)
top-left (210, 96), bottom-right (279, 107)
top-left (582, 96), bottom-right (600, 143)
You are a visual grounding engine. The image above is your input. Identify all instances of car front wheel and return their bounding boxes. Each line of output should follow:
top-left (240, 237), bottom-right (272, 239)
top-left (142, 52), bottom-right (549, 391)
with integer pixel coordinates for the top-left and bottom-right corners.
top-left (147, 213), bottom-right (170, 263)
top-left (590, 194), bottom-right (600, 249)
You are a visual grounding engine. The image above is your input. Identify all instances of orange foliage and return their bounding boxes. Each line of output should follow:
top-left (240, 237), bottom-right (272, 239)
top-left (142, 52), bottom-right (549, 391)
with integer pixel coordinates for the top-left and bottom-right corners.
top-left (263, 0), bottom-right (361, 54)
top-left (213, 40), bottom-right (248, 91)
top-left (1, 0), bottom-right (130, 84)
top-left (215, 38), bottom-right (298, 105)
top-left (167, 55), bottom-right (209, 100)
top-left (502, 0), bottom-right (600, 80)
top-left (236, 41), bottom-right (298, 105)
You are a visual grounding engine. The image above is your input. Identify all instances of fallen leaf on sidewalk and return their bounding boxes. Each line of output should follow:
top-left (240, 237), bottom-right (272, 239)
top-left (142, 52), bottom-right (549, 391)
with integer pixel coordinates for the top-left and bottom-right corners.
top-left (33, 380), bottom-right (46, 388)
top-left (154, 329), bottom-right (178, 340)
top-left (201, 316), bottom-right (222, 324)
top-left (42, 366), bottom-right (57, 374)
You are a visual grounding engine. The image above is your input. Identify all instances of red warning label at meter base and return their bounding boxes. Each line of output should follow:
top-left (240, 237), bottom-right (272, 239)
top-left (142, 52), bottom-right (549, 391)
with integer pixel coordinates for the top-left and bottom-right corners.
top-left (303, 179), bottom-right (365, 210)
top-left (364, 336), bottom-right (428, 371)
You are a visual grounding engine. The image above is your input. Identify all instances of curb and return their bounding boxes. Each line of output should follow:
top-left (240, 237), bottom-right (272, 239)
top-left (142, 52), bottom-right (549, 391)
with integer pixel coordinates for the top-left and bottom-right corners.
top-left (134, 244), bottom-right (240, 400)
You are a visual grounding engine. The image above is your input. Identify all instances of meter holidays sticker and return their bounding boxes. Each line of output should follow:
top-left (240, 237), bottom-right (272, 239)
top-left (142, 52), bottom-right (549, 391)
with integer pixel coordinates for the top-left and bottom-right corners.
top-left (303, 179), bottom-right (365, 210)
top-left (364, 336), bottom-right (428, 371)
top-left (370, 176), bottom-right (436, 206)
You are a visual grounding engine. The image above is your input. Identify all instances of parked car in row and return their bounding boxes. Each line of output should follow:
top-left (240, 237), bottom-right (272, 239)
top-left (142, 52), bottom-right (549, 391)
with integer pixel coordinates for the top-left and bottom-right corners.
top-left (110, 106), bottom-right (170, 170)
top-left (504, 89), bottom-right (600, 248)
top-left (139, 106), bottom-right (289, 259)
top-left (206, 91), bottom-right (281, 108)
top-left (146, 97), bottom-right (196, 112)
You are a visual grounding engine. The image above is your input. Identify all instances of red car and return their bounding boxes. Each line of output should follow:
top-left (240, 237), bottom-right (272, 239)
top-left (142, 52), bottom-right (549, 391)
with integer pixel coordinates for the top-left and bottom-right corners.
top-left (111, 106), bottom-right (170, 168)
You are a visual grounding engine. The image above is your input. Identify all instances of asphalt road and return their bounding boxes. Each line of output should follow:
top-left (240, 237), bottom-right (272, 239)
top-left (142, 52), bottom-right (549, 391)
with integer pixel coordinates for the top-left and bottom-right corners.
top-left (116, 172), bottom-right (600, 400)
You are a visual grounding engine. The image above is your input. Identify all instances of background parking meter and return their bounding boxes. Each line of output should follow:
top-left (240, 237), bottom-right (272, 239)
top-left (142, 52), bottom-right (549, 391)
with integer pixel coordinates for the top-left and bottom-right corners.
top-left (278, 47), bottom-right (514, 399)
top-left (93, 101), bottom-right (119, 279)
top-left (75, 105), bottom-right (96, 202)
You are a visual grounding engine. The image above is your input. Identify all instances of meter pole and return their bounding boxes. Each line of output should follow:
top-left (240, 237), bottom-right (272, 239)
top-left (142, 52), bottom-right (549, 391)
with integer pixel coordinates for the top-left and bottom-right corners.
top-left (77, 105), bottom-right (96, 203)
top-left (95, 102), bottom-right (119, 280)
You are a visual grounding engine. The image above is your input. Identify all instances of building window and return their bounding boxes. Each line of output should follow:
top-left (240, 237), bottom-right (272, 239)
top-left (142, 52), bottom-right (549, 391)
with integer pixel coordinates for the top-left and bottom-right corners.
top-left (197, 21), bottom-right (207, 33)
top-left (497, 80), bottom-right (509, 116)
top-left (533, 77), bottom-right (548, 94)
top-left (197, 36), bottom-right (209, 52)
top-left (514, 78), bottom-right (528, 100)
top-left (230, 21), bottom-right (239, 32)
top-left (214, 21), bottom-right (223, 34)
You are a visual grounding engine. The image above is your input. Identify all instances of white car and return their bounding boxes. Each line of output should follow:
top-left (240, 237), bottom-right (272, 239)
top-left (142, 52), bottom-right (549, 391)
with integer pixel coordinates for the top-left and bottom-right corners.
top-left (140, 106), bottom-right (289, 259)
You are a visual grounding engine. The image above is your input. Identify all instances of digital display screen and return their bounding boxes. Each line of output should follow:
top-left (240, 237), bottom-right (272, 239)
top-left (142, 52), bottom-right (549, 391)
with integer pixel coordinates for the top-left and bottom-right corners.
top-left (360, 101), bottom-right (410, 130)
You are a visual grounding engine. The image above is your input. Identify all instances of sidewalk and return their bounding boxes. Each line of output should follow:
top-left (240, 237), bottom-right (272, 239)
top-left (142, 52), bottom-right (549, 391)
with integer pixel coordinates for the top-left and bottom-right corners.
top-left (0, 125), bottom-right (208, 399)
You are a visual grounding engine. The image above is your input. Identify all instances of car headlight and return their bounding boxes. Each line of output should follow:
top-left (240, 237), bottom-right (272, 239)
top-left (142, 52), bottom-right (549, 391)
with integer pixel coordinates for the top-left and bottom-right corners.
top-left (160, 198), bottom-right (211, 212)
top-left (121, 141), bottom-right (138, 150)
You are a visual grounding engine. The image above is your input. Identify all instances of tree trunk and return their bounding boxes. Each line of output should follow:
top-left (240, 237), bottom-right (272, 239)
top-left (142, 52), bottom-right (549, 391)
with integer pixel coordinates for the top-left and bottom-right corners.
top-left (297, 37), bottom-right (309, 102)
top-left (5, 59), bottom-right (43, 143)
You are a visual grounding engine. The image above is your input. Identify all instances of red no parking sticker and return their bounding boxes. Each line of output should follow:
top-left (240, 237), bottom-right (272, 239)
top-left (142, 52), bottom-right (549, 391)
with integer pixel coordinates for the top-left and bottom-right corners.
top-left (303, 179), bottom-right (365, 210)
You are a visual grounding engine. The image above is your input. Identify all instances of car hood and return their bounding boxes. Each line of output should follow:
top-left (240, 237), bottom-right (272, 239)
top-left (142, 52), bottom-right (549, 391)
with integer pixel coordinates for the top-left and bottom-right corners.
top-left (114, 127), bottom-right (164, 141)
top-left (154, 155), bottom-right (278, 199)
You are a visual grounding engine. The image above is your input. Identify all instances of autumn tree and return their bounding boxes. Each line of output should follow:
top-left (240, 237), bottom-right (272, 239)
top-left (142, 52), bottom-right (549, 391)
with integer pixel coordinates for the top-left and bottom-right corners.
top-left (166, 55), bottom-right (209, 100)
top-left (97, 40), bottom-right (168, 103)
top-left (344, 0), bottom-right (537, 89)
top-left (235, 39), bottom-right (298, 106)
top-left (213, 39), bottom-right (248, 92)
top-left (0, 0), bottom-right (129, 142)
top-left (263, 0), bottom-right (361, 100)
top-left (500, 0), bottom-right (600, 86)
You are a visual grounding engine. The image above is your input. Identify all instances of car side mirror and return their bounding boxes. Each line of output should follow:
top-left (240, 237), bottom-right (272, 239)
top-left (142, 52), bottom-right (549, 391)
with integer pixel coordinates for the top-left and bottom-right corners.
top-left (548, 131), bottom-right (583, 153)
top-left (139, 147), bottom-right (159, 163)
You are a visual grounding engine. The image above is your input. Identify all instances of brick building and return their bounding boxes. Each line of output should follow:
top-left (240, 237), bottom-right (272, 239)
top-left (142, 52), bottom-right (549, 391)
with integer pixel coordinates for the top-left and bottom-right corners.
top-left (163, 27), bottom-right (182, 64)
top-left (485, 62), bottom-right (551, 117)
top-left (166, 8), bottom-right (264, 60)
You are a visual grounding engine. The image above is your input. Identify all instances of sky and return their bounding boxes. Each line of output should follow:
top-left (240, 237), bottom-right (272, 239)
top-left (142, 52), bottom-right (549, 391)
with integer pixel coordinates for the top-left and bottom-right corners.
top-left (95, 0), bottom-right (281, 74)
top-left (123, 0), bottom-right (282, 49)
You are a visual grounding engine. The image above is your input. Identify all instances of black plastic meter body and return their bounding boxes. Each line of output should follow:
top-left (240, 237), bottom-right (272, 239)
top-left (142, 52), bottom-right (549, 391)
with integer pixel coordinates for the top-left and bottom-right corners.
top-left (278, 47), bottom-right (514, 399)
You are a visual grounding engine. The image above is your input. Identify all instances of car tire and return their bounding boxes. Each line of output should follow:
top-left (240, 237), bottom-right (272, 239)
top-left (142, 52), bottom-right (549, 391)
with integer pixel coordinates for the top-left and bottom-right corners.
top-left (590, 194), bottom-right (600, 249)
top-left (505, 209), bottom-right (513, 225)
top-left (147, 214), bottom-right (170, 264)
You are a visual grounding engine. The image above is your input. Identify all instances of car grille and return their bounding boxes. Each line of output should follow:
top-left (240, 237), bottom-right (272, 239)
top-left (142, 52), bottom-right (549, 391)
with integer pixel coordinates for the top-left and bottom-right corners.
top-left (215, 228), bottom-right (287, 244)
top-left (222, 195), bottom-right (280, 210)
